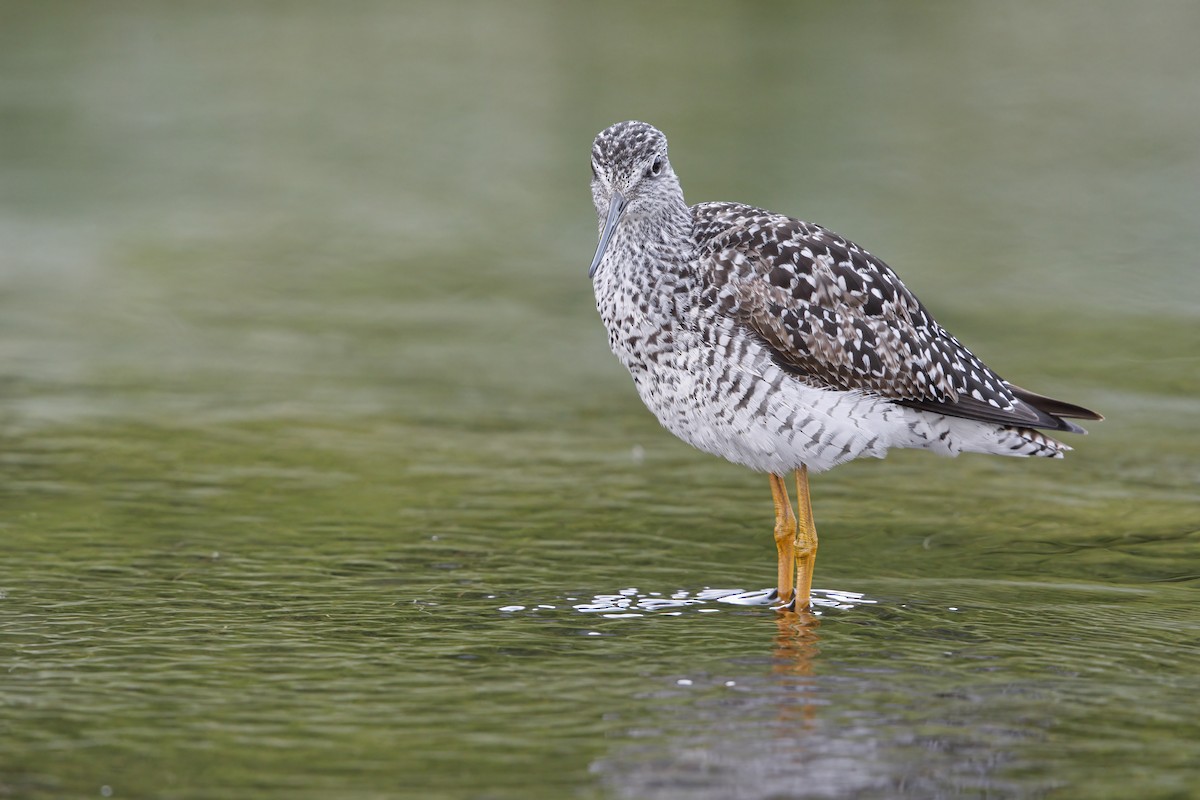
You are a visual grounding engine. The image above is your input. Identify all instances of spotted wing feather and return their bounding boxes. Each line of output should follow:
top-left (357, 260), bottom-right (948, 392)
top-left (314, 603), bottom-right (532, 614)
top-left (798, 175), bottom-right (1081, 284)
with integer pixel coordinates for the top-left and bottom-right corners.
top-left (692, 202), bottom-right (1090, 433)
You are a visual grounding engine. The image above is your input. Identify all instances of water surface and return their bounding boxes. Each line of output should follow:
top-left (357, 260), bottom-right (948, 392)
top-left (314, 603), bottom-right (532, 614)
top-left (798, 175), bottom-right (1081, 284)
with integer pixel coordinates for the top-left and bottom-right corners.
top-left (2, 2), bottom-right (1198, 798)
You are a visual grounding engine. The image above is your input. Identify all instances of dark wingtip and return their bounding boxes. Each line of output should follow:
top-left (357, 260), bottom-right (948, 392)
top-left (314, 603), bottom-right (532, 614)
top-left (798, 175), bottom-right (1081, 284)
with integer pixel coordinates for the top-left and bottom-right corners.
top-left (1007, 384), bottom-right (1102, 435)
top-left (1057, 418), bottom-right (1089, 435)
top-left (1009, 385), bottom-right (1103, 420)
top-left (896, 384), bottom-right (1101, 435)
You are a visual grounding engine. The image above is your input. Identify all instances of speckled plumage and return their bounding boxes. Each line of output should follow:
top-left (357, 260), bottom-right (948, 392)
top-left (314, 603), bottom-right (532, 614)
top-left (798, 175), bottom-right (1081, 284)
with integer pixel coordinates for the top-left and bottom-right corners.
top-left (587, 121), bottom-right (1100, 477)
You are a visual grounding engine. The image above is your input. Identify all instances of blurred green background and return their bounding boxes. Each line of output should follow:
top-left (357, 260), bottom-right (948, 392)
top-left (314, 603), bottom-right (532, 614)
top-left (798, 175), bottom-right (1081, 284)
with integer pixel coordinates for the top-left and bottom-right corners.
top-left (2, 2), bottom-right (1197, 799)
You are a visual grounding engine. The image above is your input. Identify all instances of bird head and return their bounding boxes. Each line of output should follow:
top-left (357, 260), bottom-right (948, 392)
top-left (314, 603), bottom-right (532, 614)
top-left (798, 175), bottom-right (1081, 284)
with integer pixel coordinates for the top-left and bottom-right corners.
top-left (588, 121), bottom-right (683, 278)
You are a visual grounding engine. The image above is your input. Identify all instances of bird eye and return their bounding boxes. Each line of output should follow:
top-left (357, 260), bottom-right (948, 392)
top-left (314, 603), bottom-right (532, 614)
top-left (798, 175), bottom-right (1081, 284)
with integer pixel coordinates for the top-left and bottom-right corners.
top-left (648, 157), bottom-right (664, 177)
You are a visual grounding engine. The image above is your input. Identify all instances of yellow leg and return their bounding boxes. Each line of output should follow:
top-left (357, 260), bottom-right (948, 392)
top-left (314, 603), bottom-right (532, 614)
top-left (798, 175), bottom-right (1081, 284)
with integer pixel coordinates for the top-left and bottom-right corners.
top-left (792, 465), bottom-right (818, 612)
top-left (768, 473), bottom-right (795, 606)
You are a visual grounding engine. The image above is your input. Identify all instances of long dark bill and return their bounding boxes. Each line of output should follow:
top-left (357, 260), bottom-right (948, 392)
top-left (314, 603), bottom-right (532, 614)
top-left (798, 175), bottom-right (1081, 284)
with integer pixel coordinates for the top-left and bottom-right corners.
top-left (588, 192), bottom-right (626, 278)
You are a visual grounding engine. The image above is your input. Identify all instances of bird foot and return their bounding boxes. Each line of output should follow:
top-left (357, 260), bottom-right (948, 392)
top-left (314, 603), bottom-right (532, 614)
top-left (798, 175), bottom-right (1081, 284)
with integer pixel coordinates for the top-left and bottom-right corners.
top-left (769, 589), bottom-right (797, 612)
top-left (770, 592), bottom-right (814, 614)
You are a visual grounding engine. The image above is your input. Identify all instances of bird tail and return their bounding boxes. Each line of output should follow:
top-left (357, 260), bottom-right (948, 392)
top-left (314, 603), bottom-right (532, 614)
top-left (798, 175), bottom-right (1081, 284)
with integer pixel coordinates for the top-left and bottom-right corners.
top-left (992, 425), bottom-right (1072, 458)
top-left (917, 415), bottom-right (1073, 459)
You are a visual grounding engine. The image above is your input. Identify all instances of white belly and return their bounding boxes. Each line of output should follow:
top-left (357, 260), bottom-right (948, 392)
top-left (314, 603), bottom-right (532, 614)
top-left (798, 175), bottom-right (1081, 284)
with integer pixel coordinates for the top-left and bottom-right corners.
top-left (628, 322), bottom-right (901, 474)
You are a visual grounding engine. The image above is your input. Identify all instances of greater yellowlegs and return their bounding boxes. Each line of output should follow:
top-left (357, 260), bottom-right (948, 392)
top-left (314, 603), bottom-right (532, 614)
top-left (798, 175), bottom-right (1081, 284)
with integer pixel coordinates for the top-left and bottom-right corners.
top-left (586, 121), bottom-right (1101, 612)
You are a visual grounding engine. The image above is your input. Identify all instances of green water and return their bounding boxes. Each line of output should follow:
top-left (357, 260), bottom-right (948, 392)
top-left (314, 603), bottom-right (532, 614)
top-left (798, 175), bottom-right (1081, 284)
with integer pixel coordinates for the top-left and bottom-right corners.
top-left (2, 2), bottom-right (1198, 798)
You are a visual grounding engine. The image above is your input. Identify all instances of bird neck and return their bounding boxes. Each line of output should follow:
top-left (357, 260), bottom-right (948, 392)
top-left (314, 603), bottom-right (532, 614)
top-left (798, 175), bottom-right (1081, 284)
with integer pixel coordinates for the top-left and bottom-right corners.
top-left (616, 196), bottom-right (692, 265)
top-left (652, 193), bottom-right (693, 241)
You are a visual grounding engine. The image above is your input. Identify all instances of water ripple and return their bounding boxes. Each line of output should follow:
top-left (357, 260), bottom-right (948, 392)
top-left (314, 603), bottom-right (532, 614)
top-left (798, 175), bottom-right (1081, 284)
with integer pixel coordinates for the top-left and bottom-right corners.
top-left (497, 586), bottom-right (876, 617)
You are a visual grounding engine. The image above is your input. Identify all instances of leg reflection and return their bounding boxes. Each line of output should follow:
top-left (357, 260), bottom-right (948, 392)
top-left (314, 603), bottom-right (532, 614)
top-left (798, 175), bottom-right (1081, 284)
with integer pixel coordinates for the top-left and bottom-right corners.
top-left (773, 611), bottom-right (821, 728)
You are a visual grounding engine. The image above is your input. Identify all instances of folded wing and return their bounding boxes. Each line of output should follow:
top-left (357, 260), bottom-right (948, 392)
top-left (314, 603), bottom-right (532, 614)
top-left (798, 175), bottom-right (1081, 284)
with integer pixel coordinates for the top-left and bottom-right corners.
top-left (692, 202), bottom-right (1102, 433)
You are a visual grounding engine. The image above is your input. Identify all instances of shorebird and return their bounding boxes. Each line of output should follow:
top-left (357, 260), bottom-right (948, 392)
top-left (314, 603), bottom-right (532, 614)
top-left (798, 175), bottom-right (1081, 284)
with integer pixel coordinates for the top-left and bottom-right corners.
top-left (586, 121), bottom-right (1101, 612)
